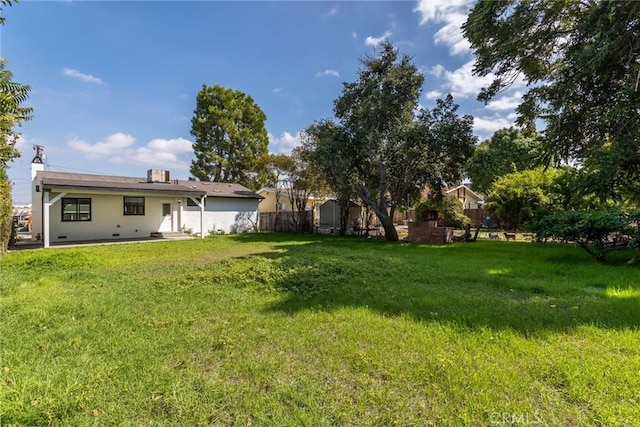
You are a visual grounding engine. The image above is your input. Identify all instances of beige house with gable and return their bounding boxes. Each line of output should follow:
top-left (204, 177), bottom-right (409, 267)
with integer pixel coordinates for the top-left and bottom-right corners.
top-left (445, 184), bottom-right (484, 209)
top-left (257, 187), bottom-right (329, 222)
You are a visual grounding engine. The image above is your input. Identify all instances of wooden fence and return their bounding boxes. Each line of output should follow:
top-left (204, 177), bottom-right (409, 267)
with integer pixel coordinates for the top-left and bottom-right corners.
top-left (393, 208), bottom-right (486, 227)
top-left (464, 208), bottom-right (487, 227)
top-left (393, 209), bottom-right (416, 224)
top-left (259, 211), bottom-right (314, 233)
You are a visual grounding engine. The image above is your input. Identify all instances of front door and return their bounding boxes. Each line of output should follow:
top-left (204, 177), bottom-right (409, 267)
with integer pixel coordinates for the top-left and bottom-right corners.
top-left (160, 203), bottom-right (173, 232)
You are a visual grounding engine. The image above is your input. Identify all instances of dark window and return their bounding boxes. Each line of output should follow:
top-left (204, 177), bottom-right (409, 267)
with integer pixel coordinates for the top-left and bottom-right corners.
top-left (186, 197), bottom-right (205, 207)
top-left (62, 198), bottom-right (91, 221)
top-left (162, 203), bottom-right (171, 216)
top-left (124, 196), bottom-right (145, 215)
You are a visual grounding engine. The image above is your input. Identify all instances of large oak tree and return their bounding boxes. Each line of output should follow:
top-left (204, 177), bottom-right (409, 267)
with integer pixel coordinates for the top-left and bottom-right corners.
top-left (308, 43), bottom-right (476, 241)
top-left (463, 0), bottom-right (640, 203)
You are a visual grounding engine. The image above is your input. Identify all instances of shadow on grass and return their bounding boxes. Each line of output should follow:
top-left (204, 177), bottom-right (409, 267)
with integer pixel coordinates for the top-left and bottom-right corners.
top-left (230, 234), bottom-right (640, 335)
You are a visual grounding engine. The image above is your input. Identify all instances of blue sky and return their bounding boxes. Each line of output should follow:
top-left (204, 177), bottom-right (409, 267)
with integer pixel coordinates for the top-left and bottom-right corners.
top-left (3, 0), bottom-right (525, 204)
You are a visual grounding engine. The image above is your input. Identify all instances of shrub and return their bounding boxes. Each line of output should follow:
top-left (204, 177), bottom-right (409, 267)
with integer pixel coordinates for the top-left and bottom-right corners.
top-left (531, 208), bottom-right (640, 262)
top-left (414, 194), bottom-right (471, 228)
top-left (485, 168), bottom-right (560, 230)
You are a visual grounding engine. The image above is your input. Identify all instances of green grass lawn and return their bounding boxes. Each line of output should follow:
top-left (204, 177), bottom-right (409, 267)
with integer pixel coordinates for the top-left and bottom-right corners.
top-left (1, 234), bottom-right (639, 426)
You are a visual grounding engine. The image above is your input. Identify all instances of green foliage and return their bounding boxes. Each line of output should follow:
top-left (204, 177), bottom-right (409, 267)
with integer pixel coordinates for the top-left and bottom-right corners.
top-left (190, 84), bottom-right (268, 189)
top-left (303, 120), bottom-right (357, 236)
top-left (463, 1), bottom-right (640, 202)
top-left (414, 195), bottom-right (471, 228)
top-left (531, 208), bottom-right (640, 262)
top-left (485, 168), bottom-right (560, 230)
top-left (333, 42), bottom-right (425, 241)
top-left (0, 168), bottom-right (13, 253)
top-left (0, 1), bottom-right (18, 33)
top-left (465, 127), bottom-right (546, 194)
top-left (284, 147), bottom-right (325, 232)
top-left (308, 43), bottom-right (476, 241)
top-left (263, 149), bottom-right (325, 233)
top-left (263, 153), bottom-right (294, 190)
top-left (262, 153), bottom-right (295, 229)
top-left (1, 4), bottom-right (33, 254)
top-left (0, 59), bottom-right (32, 165)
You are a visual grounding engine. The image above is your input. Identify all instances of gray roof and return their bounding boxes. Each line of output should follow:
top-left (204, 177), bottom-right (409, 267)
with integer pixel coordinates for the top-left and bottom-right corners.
top-left (37, 171), bottom-right (263, 200)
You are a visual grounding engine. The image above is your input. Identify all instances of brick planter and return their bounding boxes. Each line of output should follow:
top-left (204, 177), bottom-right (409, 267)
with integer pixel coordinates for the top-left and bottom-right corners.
top-left (408, 221), bottom-right (453, 244)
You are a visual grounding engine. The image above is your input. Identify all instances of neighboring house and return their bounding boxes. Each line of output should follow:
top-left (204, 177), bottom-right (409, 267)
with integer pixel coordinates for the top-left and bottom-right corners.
top-left (445, 184), bottom-right (484, 209)
top-left (11, 205), bottom-right (32, 229)
top-left (256, 187), bottom-right (288, 212)
top-left (256, 187), bottom-right (328, 220)
top-left (30, 159), bottom-right (262, 248)
top-left (257, 187), bottom-right (328, 212)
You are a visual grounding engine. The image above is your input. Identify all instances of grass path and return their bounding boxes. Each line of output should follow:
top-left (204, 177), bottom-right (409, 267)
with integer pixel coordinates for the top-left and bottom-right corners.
top-left (1, 234), bottom-right (639, 425)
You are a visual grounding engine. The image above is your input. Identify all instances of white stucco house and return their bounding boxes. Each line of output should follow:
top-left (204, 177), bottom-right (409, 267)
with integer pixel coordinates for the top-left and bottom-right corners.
top-left (30, 156), bottom-right (263, 248)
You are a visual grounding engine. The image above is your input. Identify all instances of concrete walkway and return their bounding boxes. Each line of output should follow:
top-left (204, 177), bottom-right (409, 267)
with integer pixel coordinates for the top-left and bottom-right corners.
top-left (10, 233), bottom-right (195, 250)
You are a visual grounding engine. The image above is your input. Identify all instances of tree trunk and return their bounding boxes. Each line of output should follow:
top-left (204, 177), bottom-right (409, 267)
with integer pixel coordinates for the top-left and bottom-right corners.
top-left (359, 187), bottom-right (398, 241)
top-left (379, 214), bottom-right (398, 241)
top-left (339, 198), bottom-right (350, 236)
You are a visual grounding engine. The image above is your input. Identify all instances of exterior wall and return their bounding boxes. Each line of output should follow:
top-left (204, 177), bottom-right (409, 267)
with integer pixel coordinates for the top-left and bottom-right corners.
top-left (46, 192), bottom-right (176, 243)
top-left (446, 185), bottom-right (484, 209)
top-left (318, 200), bottom-right (361, 228)
top-left (257, 190), bottom-right (280, 212)
top-left (180, 197), bottom-right (259, 235)
top-left (408, 222), bottom-right (453, 244)
top-left (31, 164), bottom-right (45, 241)
top-left (258, 189), bottom-right (326, 213)
top-left (37, 190), bottom-right (258, 243)
top-left (461, 197), bottom-right (483, 209)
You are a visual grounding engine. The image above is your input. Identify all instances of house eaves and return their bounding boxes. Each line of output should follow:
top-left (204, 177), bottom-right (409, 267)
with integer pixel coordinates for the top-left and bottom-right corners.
top-left (37, 171), bottom-right (264, 199)
top-left (41, 178), bottom-right (206, 196)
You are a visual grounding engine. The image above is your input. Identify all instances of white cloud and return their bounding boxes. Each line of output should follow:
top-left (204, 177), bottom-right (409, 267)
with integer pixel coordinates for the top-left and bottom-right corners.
top-left (325, 7), bottom-right (338, 17)
top-left (414, 0), bottom-right (473, 55)
top-left (15, 134), bottom-right (29, 151)
top-left (62, 68), bottom-right (105, 85)
top-left (365, 31), bottom-right (392, 47)
top-left (146, 137), bottom-right (192, 154)
top-left (268, 131), bottom-right (301, 154)
top-left (473, 116), bottom-right (515, 135)
top-left (414, 0), bottom-right (471, 23)
top-left (68, 133), bottom-right (193, 170)
top-left (272, 87), bottom-right (282, 94)
top-left (486, 92), bottom-right (523, 111)
top-left (435, 61), bottom-right (527, 100)
top-left (441, 60), bottom-right (496, 98)
top-left (316, 69), bottom-right (340, 78)
top-left (68, 133), bottom-right (135, 160)
top-left (128, 138), bottom-right (192, 167)
top-left (433, 13), bottom-right (470, 55)
top-left (427, 64), bottom-right (445, 78)
top-left (352, 32), bottom-right (358, 40)
top-left (425, 90), bottom-right (443, 100)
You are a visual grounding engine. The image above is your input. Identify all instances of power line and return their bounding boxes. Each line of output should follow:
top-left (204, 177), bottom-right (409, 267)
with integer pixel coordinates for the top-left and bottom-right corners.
top-left (46, 163), bottom-right (112, 175)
